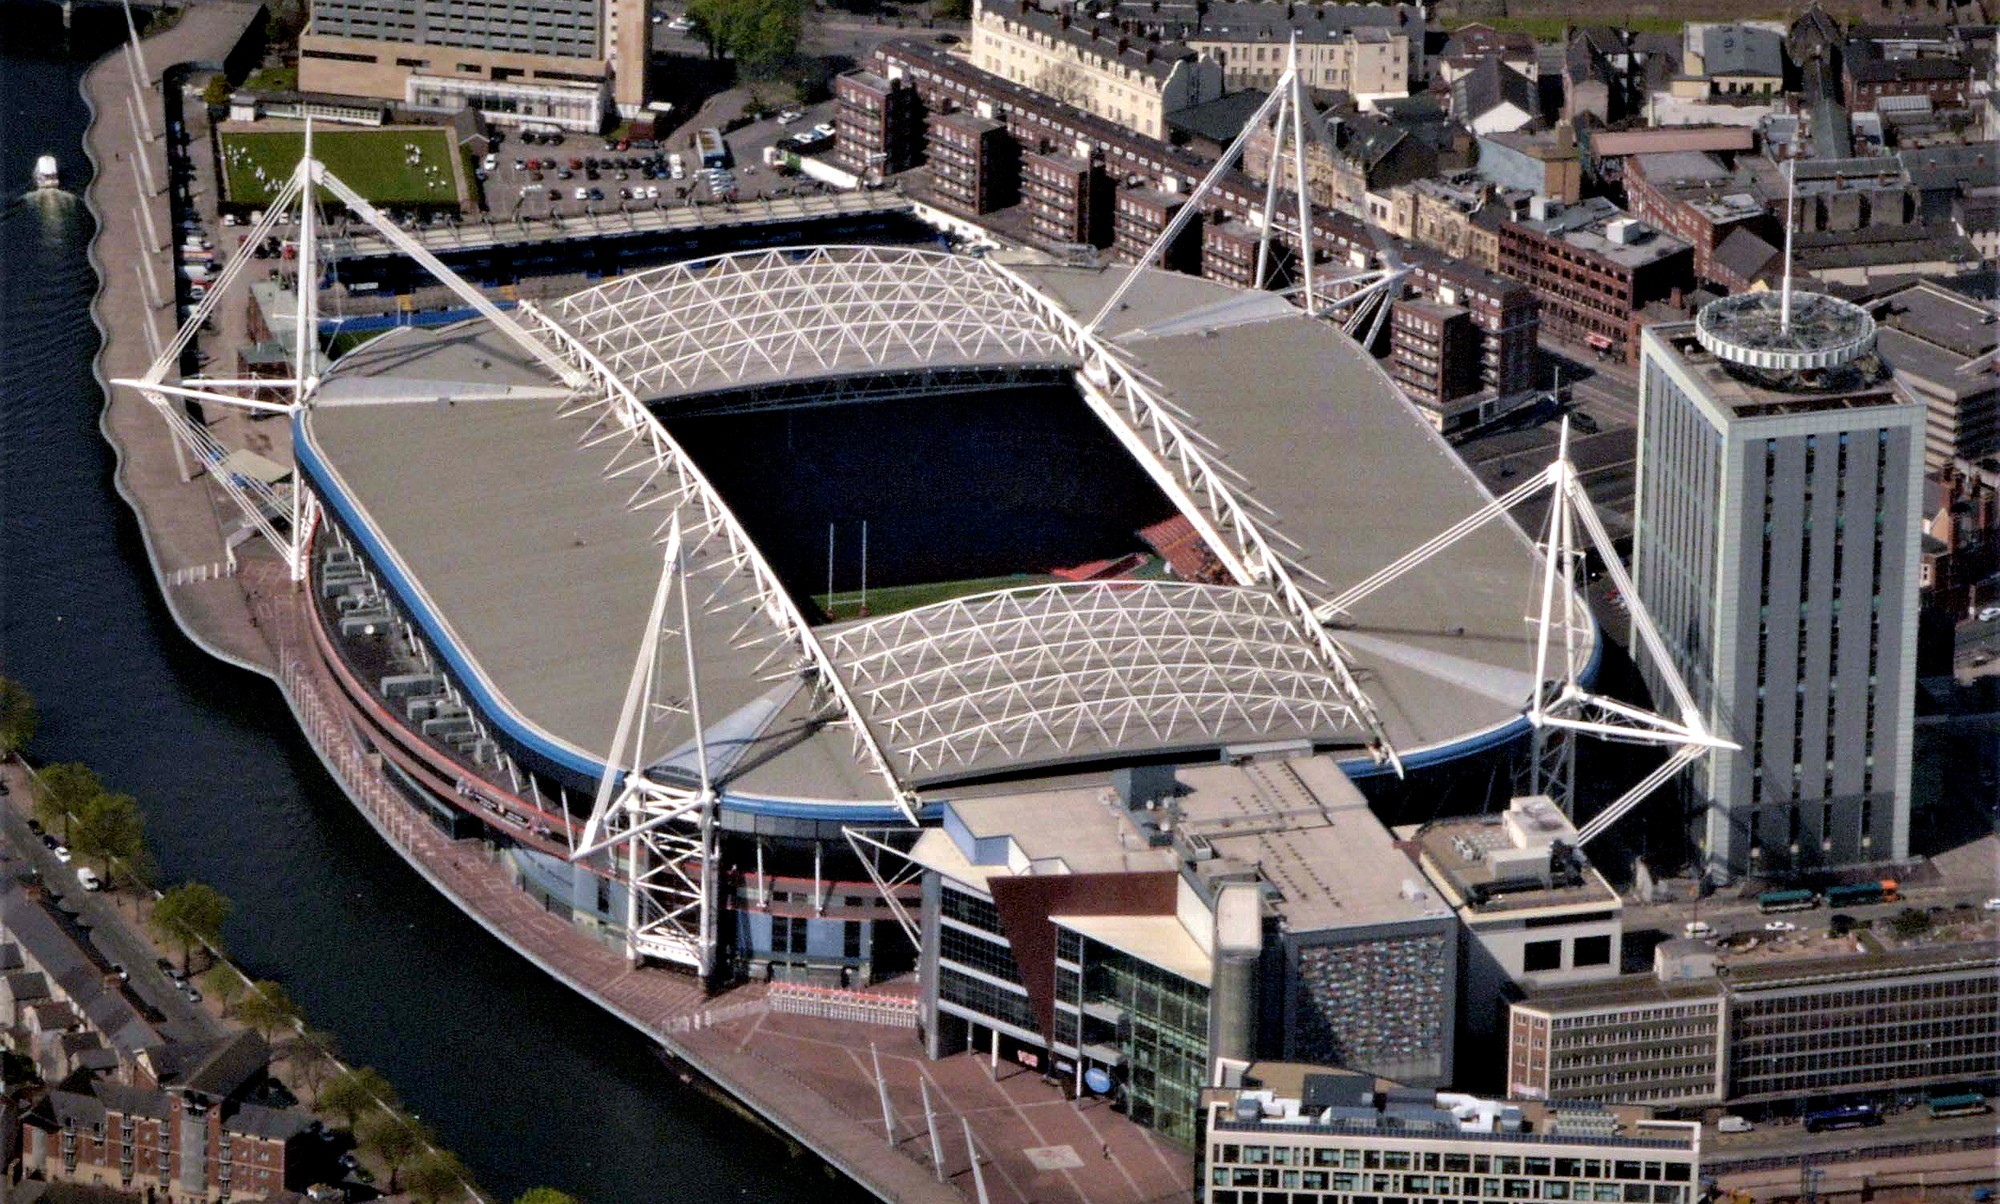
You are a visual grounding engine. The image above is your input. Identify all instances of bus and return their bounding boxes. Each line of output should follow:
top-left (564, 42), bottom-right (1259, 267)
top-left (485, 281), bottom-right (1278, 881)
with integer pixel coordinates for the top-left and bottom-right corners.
top-left (1804, 1104), bottom-right (1881, 1133)
top-left (693, 127), bottom-right (729, 169)
top-left (1927, 1093), bottom-right (1990, 1119)
top-left (1757, 888), bottom-right (1819, 913)
top-left (1825, 880), bottom-right (1899, 908)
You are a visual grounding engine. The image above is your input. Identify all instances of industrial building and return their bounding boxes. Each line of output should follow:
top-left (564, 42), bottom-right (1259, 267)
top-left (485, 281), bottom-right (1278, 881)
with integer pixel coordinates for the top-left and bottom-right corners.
top-left (1631, 293), bottom-right (1923, 876)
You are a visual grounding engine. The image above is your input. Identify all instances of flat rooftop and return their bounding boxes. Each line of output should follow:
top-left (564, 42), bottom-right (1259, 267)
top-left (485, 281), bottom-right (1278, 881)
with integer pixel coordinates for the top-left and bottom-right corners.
top-left (914, 756), bottom-right (1447, 935)
top-left (1413, 805), bottom-right (1623, 918)
top-left (1515, 198), bottom-right (1692, 271)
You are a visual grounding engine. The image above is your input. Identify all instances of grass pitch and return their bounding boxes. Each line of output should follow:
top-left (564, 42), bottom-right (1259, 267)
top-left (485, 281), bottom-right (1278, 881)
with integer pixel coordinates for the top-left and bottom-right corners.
top-left (219, 127), bottom-right (463, 207)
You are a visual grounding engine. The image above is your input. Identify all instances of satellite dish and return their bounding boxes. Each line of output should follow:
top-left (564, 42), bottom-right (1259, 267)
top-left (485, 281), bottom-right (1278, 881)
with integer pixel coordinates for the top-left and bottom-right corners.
top-left (1084, 1068), bottom-right (1115, 1095)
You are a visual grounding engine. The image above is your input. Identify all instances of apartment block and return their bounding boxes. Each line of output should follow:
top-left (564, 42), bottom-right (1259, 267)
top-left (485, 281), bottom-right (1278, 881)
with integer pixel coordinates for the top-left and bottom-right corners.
top-left (300, 0), bottom-right (648, 127)
top-left (929, 111), bottom-right (1018, 215)
top-left (833, 70), bottom-right (924, 179)
top-left (1023, 148), bottom-right (1113, 247)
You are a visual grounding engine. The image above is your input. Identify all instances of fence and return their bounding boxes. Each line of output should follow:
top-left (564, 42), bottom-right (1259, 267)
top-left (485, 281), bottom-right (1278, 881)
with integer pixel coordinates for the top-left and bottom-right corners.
top-left (767, 981), bottom-right (919, 1028)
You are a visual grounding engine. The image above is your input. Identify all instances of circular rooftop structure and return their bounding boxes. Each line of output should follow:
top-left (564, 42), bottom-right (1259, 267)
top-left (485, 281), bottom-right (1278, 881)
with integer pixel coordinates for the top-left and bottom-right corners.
top-left (1694, 290), bottom-right (1876, 373)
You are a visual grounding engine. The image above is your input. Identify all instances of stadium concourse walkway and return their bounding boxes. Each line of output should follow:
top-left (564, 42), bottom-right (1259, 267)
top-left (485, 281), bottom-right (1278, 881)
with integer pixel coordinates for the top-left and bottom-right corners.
top-left (245, 561), bottom-right (1195, 1204)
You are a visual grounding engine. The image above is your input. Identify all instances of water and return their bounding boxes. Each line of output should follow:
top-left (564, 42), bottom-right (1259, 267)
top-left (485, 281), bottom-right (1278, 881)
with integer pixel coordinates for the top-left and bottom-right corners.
top-left (0, 16), bottom-right (867, 1203)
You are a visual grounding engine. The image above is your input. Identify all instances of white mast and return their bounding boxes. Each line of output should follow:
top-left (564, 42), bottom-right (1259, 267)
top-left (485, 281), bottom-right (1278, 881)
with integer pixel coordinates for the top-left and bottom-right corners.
top-left (1779, 154), bottom-right (1796, 333)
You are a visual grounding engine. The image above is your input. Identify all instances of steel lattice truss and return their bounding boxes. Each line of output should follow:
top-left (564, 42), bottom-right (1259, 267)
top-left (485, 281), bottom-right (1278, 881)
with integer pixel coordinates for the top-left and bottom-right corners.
top-left (823, 582), bottom-right (1369, 777)
top-left (548, 246), bottom-right (1076, 399)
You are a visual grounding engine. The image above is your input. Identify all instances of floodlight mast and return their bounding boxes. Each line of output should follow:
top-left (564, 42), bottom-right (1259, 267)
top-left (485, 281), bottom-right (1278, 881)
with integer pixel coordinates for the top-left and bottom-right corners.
top-left (115, 141), bottom-right (584, 583)
top-left (1319, 420), bottom-right (1736, 843)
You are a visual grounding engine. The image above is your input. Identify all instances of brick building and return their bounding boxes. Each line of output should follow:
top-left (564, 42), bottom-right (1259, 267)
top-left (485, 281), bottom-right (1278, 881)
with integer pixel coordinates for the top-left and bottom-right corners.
top-left (866, 39), bottom-right (1539, 404)
top-left (1498, 197), bottom-right (1694, 365)
top-left (832, 70), bottom-right (923, 179)
top-left (1389, 298), bottom-right (1486, 430)
top-left (1201, 215), bottom-right (1264, 288)
top-left (1623, 151), bottom-right (1772, 283)
top-left (1022, 148), bottom-right (1113, 247)
top-left (1844, 38), bottom-right (1972, 110)
top-left (1113, 187), bottom-right (1201, 271)
top-left (928, 111), bottom-right (1018, 215)
top-left (21, 1032), bottom-right (309, 1201)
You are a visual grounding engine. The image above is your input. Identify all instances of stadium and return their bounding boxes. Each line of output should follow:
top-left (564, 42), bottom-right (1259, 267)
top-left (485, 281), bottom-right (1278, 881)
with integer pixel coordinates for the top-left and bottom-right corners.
top-left (288, 244), bottom-right (1573, 981)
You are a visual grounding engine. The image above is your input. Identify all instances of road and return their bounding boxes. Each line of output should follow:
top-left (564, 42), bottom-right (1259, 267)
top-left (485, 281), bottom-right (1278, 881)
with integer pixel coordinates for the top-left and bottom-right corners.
top-left (1454, 343), bottom-right (1643, 544)
top-left (0, 763), bottom-right (225, 1045)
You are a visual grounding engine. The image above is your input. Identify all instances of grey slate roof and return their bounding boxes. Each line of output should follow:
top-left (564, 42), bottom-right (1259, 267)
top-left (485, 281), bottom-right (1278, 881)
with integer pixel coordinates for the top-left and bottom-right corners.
top-left (1455, 55), bottom-right (1535, 121)
top-left (1703, 25), bottom-right (1785, 78)
top-left (1713, 227), bottom-right (1782, 282)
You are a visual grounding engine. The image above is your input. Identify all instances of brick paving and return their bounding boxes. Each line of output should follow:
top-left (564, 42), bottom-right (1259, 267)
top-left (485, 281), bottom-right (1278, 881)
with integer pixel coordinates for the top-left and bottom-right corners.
top-left (87, 12), bottom-right (1196, 1202)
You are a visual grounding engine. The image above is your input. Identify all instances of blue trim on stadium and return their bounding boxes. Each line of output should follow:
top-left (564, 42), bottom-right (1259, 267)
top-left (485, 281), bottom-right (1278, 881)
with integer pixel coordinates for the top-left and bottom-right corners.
top-left (295, 416), bottom-right (607, 782)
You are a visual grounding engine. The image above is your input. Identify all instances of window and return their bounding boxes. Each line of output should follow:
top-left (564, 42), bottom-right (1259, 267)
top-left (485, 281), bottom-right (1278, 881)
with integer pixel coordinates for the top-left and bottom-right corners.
top-left (1524, 940), bottom-right (1562, 972)
top-left (1573, 935), bottom-right (1612, 967)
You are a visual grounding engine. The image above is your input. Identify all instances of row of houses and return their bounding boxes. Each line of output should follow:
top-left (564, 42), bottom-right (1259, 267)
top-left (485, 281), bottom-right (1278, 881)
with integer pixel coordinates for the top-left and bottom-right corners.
top-left (1, 882), bottom-right (313, 1200)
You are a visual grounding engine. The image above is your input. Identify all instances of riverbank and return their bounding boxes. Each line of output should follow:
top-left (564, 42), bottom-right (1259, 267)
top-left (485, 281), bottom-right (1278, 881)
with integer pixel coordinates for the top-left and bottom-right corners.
top-left (76, 14), bottom-right (1193, 1204)
top-left (0, 754), bottom-right (467, 1201)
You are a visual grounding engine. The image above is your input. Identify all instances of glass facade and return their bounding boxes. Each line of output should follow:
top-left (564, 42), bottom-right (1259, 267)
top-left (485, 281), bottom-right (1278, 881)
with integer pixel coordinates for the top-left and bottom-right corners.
top-left (1083, 939), bottom-right (1210, 1145)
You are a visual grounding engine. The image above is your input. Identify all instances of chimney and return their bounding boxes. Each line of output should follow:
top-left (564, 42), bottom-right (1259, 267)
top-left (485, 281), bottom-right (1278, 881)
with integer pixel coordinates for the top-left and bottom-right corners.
top-left (1146, 44), bottom-right (1156, 62)
top-left (1118, 34), bottom-right (1129, 52)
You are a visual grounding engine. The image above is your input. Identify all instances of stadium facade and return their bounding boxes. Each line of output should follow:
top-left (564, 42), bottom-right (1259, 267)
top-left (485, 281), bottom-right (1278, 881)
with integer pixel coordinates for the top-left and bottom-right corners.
top-left (288, 245), bottom-right (1575, 1097)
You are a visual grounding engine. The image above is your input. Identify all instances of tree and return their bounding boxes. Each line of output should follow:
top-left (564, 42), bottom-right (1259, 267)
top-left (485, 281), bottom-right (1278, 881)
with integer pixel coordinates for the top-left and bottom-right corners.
top-left (932, 0), bottom-right (969, 19)
top-left (406, 1149), bottom-right (473, 1204)
top-left (36, 762), bottom-right (105, 842)
top-left (201, 965), bottom-right (247, 1017)
top-left (237, 979), bottom-right (301, 1041)
top-left (361, 1110), bottom-right (431, 1194)
top-left (0, 677), bottom-right (36, 760)
top-left (201, 74), bottom-right (232, 108)
top-left (319, 1066), bottom-right (396, 1130)
top-left (516, 1190), bottom-right (584, 1204)
top-left (71, 790), bottom-right (146, 881)
top-left (1889, 907), bottom-right (1932, 939)
top-left (293, 1029), bottom-right (341, 1099)
top-left (1035, 62), bottom-right (1093, 108)
top-left (149, 881), bottom-right (232, 974)
top-left (685, 0), bottom-right (806, 71)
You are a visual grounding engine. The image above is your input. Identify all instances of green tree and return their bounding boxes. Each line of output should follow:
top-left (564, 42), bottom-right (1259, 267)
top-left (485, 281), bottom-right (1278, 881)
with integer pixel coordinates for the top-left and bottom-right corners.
top-left (149, 881), bottom-right (232, 973)
top-left (71, 790), bottom-right (146, 881)
top-left (201, 74), bottom-right (232, 108)
top-left (201, 965), bottom-right (247, 1017)
top-left (686, 0), bottom-right (805, 70)
top-left (36, 762), bottom-right (105, 842)
top-left (0, 677), bottom-right (36, 760)
top-left (237, 979), bottom-right (302, 1041)
top-left (361, 1110), bottom-right (431, 1194)
top-left (407, 1149), bottom-right (473, 1204)
top-left (1889, 907), bottom-right (1932, 939)
top-left (319, 1066), bottom-right (396, 1130)
top-left (516, 1190), bottom-right (584, 1204)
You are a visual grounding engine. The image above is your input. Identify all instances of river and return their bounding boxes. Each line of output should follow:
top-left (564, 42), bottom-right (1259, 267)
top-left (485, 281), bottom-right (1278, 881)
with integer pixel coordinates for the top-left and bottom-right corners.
top-left (0, 12), bottom-right (867, 1202)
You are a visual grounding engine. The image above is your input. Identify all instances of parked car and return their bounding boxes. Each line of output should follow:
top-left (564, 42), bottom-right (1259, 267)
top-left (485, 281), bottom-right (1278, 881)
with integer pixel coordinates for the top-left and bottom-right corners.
top-left (1979, 605), bottom-right (2000, 622)
top-left (1763, 919), bottom-right (1796, 933)
top-left (53, 845), bottom-right (71, 864)
top-left (1682, 920), bottom-right (1713, 938)
top-left (777, 108), bottom-right (802, 125)
top-left (76, 866), bottom-right (102, 891)
top-left (1717, 1116), bottom-right (1753, 1133)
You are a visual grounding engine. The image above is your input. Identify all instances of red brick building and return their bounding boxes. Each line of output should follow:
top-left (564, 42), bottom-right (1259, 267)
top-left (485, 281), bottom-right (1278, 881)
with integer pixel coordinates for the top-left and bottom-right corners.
top-left (1497, 197), bottom-right (1693, 365)
top-left (1022, 149), bottom-right (1113, 248)
top-left (1623, 151), bottom-right (1773, 284)
top-left (1389, 297), bottom-right (1486, 430)
top-left (22, 1032), bottom-right (309, 1202)
top-left (928, 111), bottom-right (1017, 215)
top-left (1843, 44), bottom-right (1971, 110)
top-left (832, 69), bottom-right (923, 179)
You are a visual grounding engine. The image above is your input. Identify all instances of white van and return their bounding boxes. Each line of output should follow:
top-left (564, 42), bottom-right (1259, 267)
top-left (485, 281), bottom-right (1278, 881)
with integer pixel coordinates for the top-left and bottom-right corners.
top-left (76, 866), bottom-right (102, 892)
top-left (1716, 1115), bottom-right (1753, 1133)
